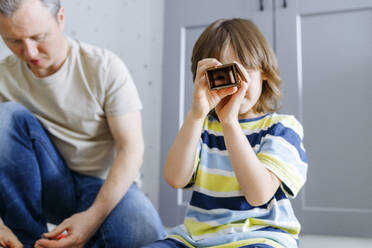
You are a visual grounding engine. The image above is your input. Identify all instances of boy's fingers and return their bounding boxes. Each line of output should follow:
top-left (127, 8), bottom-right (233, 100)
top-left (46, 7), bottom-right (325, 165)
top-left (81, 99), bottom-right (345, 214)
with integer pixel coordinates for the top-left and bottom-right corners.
top-left (240, 80), bottom-right (249, 93)
top-left (216, 87), bottom-right (237, 99)
top-left (236, 81), bottom-right (249, 100)
top-left (197, 58), bottom-right (220, 67)
top-left (234, 61), bottom-right (251, 83)
top-left (227, 82), bottom-right (249, 108)
top-left (196, 59), bottom-right (222, 81)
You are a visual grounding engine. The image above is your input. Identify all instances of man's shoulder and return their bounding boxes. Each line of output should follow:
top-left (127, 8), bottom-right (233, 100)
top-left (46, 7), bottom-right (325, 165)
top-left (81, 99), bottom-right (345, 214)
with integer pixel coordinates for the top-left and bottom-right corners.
top-left (68, 38), bottom-right (130, 87)
top-left (0, 54), bottom-right (19, 69)
top-left (0, 55), bottom-right (22, 81)
top-left (72, 39), bottom-right (121, 68)
top-left (74, 39), bottom-right (108, 57)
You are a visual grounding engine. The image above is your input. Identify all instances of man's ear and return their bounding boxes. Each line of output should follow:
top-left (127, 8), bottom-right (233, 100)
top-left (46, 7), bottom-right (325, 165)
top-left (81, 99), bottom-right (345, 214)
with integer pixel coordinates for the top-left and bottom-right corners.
top-left (57, 6), bottom-right (65, 30)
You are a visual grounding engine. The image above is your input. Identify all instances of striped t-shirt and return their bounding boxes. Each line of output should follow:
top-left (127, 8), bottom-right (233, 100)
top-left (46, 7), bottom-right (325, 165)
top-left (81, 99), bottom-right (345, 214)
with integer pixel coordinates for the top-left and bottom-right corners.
top-left (168, 113), bottom-right (308, 248)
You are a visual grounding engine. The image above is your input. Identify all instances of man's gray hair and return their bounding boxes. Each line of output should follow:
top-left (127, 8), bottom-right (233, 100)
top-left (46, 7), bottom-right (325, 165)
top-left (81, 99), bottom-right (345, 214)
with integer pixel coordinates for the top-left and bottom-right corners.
top-left (0, 0), bottom-right (61, 18)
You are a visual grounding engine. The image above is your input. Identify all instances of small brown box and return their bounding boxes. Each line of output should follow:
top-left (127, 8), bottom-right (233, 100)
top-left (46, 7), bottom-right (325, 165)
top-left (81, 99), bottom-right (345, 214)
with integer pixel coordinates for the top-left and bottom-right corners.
top-left (205, 63), bottom-right (246, 90)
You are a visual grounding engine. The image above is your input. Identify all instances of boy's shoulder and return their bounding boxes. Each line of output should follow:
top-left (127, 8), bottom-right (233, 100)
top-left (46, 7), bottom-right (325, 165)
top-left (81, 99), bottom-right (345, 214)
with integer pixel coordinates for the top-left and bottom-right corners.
top-left (264, 112), bottom-right (304, 138)
top-left (202, 113), bottom-right (303, 137)
top-left (235, 112), bottom-right (304, 138)
top-left (264, 112), bottom-right (300, 125)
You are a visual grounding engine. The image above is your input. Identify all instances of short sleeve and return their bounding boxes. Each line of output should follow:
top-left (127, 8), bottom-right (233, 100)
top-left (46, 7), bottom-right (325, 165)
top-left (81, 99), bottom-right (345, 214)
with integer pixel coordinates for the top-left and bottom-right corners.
top-left (103, 52), bottom-right (142, 116)
top-left (257, 116), bottom-right (308, 198)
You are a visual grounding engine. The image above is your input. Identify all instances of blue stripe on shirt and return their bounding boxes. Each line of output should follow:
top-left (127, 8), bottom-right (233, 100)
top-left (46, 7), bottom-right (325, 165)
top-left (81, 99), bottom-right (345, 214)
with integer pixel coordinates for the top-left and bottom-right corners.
top-left (202, 122), bottom-right (307, 163)
top-left (239, 244), bottom-right (275, 248)
top-left (190, 188), bottom-right (288, 211)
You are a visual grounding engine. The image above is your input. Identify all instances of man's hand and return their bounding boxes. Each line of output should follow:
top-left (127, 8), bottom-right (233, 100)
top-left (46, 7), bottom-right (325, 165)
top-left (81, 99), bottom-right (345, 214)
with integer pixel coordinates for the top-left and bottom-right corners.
top-left (34, 211), bottom-right (99, 248)
top-left (0, 224), bottom-right (23, 248)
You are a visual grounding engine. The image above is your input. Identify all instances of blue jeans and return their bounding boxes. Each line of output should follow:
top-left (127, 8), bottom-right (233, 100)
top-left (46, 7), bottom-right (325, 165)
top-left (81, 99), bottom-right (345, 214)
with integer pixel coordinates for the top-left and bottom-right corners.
top-left (143, 239), bottom-right (275, 248)
top-left (0, 102), bottom-right (166, 248)
top-left (142, 239), bottom-right (189, 248)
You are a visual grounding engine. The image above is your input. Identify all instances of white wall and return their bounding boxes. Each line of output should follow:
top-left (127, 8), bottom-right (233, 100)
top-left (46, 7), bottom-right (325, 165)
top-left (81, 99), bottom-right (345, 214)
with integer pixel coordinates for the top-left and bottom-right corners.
top-left (0, 0), bottom-right (165, 209)
top-left (63, 0), bottom-right (165, 209)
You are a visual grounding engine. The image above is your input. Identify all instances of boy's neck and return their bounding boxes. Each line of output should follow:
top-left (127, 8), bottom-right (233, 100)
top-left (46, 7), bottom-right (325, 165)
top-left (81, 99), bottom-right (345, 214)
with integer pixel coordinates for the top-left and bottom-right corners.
top-left (238, 111), bottom-right (266, 120)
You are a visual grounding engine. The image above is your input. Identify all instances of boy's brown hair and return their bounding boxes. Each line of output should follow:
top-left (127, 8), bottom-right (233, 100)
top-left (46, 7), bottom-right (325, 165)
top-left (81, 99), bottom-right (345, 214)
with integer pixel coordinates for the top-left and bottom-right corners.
top-left (191, 18), bottom-right (282, 113)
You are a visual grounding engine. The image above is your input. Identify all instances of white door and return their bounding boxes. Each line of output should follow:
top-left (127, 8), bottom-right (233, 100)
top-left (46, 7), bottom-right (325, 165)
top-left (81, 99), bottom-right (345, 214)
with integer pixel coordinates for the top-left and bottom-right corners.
top-left (276, 0), bottom-right (372, 237)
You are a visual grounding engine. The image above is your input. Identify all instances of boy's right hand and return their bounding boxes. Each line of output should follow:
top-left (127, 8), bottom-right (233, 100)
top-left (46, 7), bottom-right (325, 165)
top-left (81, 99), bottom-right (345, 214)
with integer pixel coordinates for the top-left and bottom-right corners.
top-left (191, 58), bottom-right (238, 120)
top-left (0, 224), bottom-right (23, 248)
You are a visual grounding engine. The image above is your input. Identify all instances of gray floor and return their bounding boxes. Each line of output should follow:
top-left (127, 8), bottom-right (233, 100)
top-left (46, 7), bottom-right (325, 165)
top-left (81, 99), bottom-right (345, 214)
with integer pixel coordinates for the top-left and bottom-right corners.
top-left (49, 224), bottom-right (372, 247)
top-left (300, 235), bottom-right (372, 248)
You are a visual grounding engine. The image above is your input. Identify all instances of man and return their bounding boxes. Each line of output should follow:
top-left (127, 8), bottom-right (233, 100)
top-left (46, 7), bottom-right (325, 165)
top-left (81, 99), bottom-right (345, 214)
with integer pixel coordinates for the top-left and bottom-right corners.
top-left (0, 0), bottom-right (165, 247)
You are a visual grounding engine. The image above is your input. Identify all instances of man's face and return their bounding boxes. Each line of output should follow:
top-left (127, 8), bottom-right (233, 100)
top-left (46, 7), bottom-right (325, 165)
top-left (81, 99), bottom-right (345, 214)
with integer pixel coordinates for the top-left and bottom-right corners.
top-left (0, 0), bottom-right (67, 77)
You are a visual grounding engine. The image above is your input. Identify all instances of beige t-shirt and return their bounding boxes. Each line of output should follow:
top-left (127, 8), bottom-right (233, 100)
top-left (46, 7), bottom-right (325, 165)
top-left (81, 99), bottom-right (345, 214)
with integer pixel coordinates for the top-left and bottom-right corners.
top-left (0, 38), bottom-right (142, 179)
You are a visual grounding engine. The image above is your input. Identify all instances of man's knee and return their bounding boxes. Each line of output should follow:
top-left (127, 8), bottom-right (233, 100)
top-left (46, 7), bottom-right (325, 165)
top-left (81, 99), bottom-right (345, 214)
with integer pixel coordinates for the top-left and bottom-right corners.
top-left (0, 102), bottom-right (34, 160)
top-left (0, 102), bottom-right (31, 128)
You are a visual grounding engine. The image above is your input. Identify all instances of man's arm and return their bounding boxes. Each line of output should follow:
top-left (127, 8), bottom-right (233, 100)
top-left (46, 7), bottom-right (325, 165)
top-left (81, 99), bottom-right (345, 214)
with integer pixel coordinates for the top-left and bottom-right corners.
top-left (86, 110), bottom-right (145, 224)
top-left (35, 111), bottom-right (144, 247)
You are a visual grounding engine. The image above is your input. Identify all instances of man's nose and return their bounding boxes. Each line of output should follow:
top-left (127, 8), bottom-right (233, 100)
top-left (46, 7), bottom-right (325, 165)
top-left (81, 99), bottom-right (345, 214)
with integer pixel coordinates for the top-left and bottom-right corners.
top-left (23, 39), bottom-right (38, 59)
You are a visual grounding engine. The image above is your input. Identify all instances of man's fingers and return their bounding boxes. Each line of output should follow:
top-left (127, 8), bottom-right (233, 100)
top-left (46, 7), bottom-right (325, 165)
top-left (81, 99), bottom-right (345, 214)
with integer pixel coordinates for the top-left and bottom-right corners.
top-left (1, 237), bottom-right (23, 248)
top-left (42, 224), bottom-right (67, 239)
top-left (15, 242), bottom-right (23, 248)
top-left (35, 235), bottom-right (73, 248)
top-left (35, 238), bottom-right (58, 248)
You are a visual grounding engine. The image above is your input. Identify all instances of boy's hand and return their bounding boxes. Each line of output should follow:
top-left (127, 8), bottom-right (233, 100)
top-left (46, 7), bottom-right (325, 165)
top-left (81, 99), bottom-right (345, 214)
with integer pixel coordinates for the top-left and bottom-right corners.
top-left (0, 224), bottom-right (23, 248)
top-left (191, 58), bottom-right (238, 120)
top-left (215, 62), bottom-right (251, 124)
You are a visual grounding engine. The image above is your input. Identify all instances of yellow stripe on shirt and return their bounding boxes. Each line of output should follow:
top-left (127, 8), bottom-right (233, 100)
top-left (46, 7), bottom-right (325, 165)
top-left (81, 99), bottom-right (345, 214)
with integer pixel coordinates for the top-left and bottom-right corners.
top-left (184, 218), bottom-right (247, 237)
top-left (257, 153), bottom-right (304, 198)
top-left (249, 218), bottom-right (301, 235)
top-left (195, 168), bottom-right (241, 193)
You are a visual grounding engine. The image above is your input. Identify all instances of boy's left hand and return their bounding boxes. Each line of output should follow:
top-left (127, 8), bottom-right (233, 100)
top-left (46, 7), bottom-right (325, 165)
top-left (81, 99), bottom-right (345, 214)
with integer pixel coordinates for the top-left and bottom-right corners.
top-left (215, 62), bottom-right (251, 124)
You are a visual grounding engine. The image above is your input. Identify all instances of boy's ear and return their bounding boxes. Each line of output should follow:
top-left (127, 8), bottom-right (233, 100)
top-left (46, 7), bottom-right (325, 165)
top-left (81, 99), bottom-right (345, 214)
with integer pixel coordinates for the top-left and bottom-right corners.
top-left (261, 72), bottom-right (268, 81)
